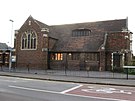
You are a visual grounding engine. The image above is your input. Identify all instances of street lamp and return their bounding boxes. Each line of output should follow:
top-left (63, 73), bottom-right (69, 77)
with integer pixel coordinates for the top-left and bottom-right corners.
top-left (9, 19), bottom-right (14, 47)
top-left (9, 19), bottom-right (14, 72)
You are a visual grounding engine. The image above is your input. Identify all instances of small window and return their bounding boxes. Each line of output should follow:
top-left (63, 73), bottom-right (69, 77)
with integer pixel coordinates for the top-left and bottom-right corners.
top-left (29, 21), bottom-right (31, 25)
top-left (51, 53), bottom-right (63, 61)
top-left (85, 53), bottom-right (99, 61)
top-left (68, 53), bottom-right (80, 60)
top-left (72, 28), bottom-right (91, 37)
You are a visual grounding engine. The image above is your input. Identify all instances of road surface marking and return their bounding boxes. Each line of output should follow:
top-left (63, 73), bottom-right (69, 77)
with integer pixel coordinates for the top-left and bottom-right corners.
top-left (60, 85), bottom-right (83, 94)
top-left (8, 85), bottom-right (129, 101)
top-left (0, 76), bottom-right (30, 82)
top-left (63, 92), bottom-right (129, 101)
top-left (8, 85), bottom-right (59, 94)
top-left (0, 79), bottom-right (17, 82)
top-left (82, 86), bottom-right (132, 94)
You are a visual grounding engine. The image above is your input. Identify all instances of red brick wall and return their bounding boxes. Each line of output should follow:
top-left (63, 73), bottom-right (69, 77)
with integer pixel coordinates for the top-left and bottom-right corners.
top-left (15, 17), bottom-right (48, 69)
top-left (106, 52), bottom-right (112, 71)
top-left (105, 32), bottom-right (131, 69)
top-left (99, 51), bottom-right (106, 71)
top-left (106, 32), bottom-right (129, 51)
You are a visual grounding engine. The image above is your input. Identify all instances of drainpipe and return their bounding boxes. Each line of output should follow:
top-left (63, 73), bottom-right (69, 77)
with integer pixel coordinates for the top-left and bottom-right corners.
top-left (99, 33), bottom-right (108, 71)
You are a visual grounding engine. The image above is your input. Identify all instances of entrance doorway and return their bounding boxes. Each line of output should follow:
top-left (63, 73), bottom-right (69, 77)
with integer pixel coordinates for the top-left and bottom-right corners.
top-left (112, 52), bottom-right (123, 72)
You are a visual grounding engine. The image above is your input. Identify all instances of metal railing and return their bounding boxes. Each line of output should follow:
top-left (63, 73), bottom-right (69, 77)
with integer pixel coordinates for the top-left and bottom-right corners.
top-left (0, 66), bottom-right (135, 80)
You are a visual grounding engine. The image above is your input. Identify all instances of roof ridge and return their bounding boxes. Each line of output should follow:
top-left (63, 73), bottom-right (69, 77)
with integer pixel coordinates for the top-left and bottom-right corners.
top-left (50, 18), bottom-right (127, 27)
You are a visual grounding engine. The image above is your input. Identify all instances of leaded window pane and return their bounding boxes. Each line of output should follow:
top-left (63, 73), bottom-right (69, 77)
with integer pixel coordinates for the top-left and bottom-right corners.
top-left (21, 30), bottom-right (37, 50)
top-left (72, 29), bottom-right (91, 37)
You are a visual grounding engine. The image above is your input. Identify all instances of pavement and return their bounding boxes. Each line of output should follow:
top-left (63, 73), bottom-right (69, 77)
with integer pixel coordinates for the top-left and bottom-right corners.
top-left (0, 70), bottom-right (135, 87)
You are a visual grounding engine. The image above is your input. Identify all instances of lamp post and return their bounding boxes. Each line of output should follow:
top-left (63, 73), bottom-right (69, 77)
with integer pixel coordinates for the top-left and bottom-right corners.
top-left (9, 19), bottom-right (14, 47)
top-left (9, 19), bottom-right (14, 72)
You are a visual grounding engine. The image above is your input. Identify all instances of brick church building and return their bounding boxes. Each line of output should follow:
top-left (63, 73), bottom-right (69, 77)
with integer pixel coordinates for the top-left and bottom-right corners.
top-left (14, 16), bottom-right (133, 71)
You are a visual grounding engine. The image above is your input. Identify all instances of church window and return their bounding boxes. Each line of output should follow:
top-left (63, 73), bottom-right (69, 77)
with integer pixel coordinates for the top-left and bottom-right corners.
top-left (21, 30), bottom-right (37, 50)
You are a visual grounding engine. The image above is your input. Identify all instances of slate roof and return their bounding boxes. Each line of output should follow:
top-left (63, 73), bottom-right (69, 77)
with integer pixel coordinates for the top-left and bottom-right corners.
top-left (24, 16), bottom-right (127, 52)
top-left (49, 19), bottom-right (127, 52)
top-left (34, 19), bottom-right (49, 29)
top-left (0, 43), bottom-right (9, 50)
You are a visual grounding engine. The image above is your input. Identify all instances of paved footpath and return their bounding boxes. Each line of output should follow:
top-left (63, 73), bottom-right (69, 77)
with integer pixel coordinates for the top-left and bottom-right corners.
top-left (0, 71), bottom-right (135, 87)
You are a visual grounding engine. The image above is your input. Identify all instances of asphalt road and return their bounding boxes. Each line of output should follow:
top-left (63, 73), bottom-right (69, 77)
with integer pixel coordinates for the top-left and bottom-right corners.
top-left (0, 76), bottom-right (134, 101)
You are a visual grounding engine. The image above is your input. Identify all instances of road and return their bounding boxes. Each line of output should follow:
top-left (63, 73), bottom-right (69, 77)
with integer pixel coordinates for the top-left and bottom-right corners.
top-left (0, 76), bottom-right (135, 101)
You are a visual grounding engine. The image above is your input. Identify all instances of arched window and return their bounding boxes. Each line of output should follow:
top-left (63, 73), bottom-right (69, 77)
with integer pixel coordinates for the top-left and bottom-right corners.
top-left (21, 30), bottom-right (37, 50)
top-left (31, 32), bottom-right (36, 49)
top-left (22, 33), bottom-right (27, 49)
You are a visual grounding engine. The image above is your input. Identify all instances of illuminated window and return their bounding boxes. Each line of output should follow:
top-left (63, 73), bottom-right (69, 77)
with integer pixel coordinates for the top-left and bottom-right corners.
top-left (51, 53), bottom-right (63, 60)
top-left (21, 30), bottom-right (37, 49)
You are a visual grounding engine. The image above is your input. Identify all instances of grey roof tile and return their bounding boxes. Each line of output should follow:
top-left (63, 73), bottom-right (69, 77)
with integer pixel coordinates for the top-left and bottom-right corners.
top-left (0, 43), bottom-right (8, 50)
top-left (50, 19), bottom-right (126, 52)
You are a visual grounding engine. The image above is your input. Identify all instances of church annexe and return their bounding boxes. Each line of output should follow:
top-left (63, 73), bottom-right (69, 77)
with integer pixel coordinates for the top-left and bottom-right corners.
top-left (14, 16), bottom-right (133, 71)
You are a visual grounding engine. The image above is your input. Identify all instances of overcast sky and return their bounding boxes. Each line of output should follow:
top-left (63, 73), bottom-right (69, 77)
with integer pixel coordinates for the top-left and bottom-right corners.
top-left (0, 0), bottom-right (135, 55)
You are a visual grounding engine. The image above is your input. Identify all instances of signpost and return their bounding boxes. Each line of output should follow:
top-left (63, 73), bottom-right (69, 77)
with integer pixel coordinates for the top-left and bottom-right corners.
top-left (123, 66), bottom-right (135, 79)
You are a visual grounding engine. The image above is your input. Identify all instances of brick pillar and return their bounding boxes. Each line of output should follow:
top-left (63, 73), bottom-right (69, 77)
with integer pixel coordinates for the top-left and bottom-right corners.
top-left (80, 53), bottom-right (85, 70)
top-left (99, 51), bottom-right (106, 71)
top-left (41, 28), bottom-right (49, 70)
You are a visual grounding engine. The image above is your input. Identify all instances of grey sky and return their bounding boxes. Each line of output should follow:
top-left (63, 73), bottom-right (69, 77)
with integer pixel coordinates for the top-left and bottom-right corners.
top-left (0, 0), bottom-right (134, 54)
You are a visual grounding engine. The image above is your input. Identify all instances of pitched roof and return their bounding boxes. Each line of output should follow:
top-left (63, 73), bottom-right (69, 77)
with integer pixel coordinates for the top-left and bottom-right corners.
top-left (34, 19), bottom-right (49, 29)
top-left (52, 33), bottom-right (105, 52)
top-left (19, 15), bottom-right (49, 31)
top-left (28, 15), bottom-right (49, 29)
top-left (50, 18), bottom-right (127, 33)
top-left (19, 16), bottom-right (127, 52)
top-left (50, 19), bottom-right (127, 52)
top-left (0, 43), bottom-right (8, 50)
